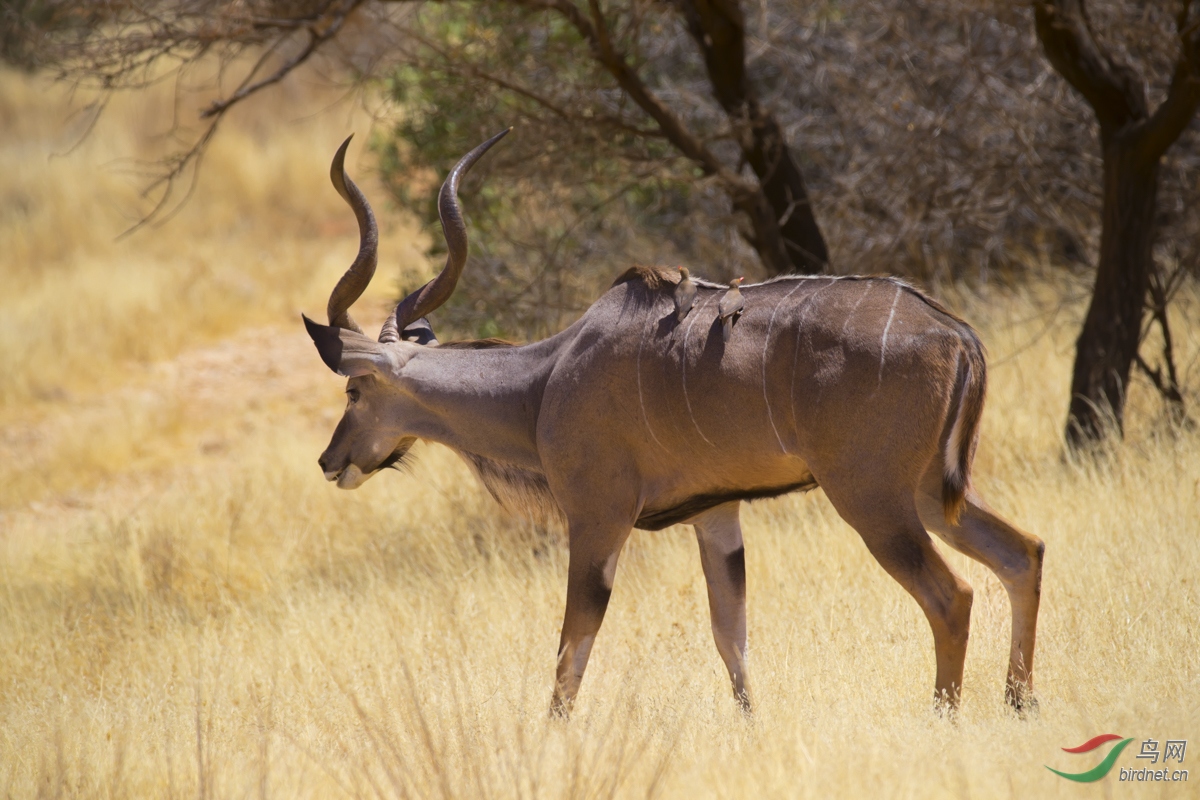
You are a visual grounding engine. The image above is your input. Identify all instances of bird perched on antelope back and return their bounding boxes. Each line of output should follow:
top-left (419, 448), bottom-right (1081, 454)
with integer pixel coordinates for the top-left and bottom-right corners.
top-left (674, 266), bottom-right (696, 322)
top-left (718, 277), bottom-right (745, 342)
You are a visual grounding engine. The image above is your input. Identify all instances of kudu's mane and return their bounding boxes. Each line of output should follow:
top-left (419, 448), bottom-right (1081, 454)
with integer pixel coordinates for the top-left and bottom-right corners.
top-left (613, 265), bottom-right (981, 347)
top-left (437, 337), bottom-right (517, 350)
top-left (612, 264), bottom-right (678, 290)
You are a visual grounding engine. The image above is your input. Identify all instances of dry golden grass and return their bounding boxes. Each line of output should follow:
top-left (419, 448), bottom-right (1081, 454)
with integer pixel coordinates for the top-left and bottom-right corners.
top-left (0, 64), bottom-right (431, 410)
top-left (1, 66), bottom-right (1198, 798)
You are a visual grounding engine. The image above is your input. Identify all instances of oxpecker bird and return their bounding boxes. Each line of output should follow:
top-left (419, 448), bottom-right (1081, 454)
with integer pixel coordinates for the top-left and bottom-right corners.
top-left (718, 277), bottom-right (745, 342)
top-left (674, 266), bottom-right (697, 322)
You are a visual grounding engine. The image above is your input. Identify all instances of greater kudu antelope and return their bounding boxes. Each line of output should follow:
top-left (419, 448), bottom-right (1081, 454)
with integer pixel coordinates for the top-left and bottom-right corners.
top-left (304, 131), bottom-right (1045, 716)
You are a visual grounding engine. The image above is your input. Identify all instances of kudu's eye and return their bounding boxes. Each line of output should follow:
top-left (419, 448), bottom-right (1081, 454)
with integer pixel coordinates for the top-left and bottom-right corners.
top-left (346, 388), bottom-right (361, 404)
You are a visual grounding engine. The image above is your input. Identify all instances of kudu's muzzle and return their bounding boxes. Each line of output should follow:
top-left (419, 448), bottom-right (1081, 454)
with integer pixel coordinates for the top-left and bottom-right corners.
top-left (318, 451), bottom-right (369, 489)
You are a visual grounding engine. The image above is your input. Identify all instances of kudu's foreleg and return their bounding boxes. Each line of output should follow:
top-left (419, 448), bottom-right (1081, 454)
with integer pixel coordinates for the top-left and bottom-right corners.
top-left (824, 487), bottom-right (974, 708)
top-left (692, 501), bottom-right (751, 713)
top-left (916, 486), bottom-right (1044, 713)
top-left (550, 522), bottom-right (632, 719)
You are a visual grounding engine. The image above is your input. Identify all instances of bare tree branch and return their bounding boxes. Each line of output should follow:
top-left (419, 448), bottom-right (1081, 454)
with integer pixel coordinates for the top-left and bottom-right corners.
top-left (1140, 1), bottom-right (1200, 159)
top-left (1033, 0), bottom-right (1147, 129)
top-left (200, 0), bottom-right (363, 118)
top-left (671, 0), bottom-right (828, 270)
top-left (399, 23), bottom-right (667, 140)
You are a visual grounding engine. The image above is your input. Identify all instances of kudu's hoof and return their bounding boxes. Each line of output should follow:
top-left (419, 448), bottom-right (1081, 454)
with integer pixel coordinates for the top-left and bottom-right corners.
top-left (1006, 685), bottom-right (1040, 719)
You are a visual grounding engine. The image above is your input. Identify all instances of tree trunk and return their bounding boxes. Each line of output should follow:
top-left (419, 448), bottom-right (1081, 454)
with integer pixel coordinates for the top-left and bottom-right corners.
top-left (742, 104), bottom-right (829, 273)
top-left (675, 0), bottom-right (829, 275)
top-left (1034, 0), bottom-right (1200, 449)
top-left (1066, 132), bottom-right (1159, 447)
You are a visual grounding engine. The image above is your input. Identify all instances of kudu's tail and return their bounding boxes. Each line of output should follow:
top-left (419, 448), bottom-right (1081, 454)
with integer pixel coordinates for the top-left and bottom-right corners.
top-left (942, 334), bottom-right (987, 525)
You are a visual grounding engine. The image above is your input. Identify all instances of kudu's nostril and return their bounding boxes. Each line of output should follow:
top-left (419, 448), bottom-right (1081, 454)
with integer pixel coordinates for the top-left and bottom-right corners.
top-left (318, 453), bottom-right (341, 482)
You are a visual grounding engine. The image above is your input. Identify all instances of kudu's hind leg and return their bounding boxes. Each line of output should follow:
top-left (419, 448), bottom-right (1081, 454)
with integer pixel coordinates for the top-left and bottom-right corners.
top-left (823, 487), bottom-right (974, 707)
top-left (916, 485), bottom-right (1044, 712)
top-left (692, 501), bottom-right (751, 713)
top-left (550, 521), bottom-right (632, 719)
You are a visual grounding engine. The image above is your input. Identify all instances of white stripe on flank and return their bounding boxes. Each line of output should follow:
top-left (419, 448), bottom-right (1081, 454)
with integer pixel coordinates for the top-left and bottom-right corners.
top-left (789, 279), bottom-right (838, 435)
top-left (840, 280), bottom-right (873, 335)
top-left (682, 293), bottom-right (717, 447)
top-left (764, 280), bottom-right (807, 454)
top-left (877, 285), bottom-right (902, 384)
top-left (637, 304), bottom-right (669, 452)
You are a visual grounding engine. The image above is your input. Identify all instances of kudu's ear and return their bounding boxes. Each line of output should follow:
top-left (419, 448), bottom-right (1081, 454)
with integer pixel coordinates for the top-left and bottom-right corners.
top-left (401, 317), bottom-right (439, 346)
top-left (303, 314), bottom-right (398, 378)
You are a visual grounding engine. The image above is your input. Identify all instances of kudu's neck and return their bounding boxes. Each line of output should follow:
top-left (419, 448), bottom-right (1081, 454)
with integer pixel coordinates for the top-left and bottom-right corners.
top-left (397, 339), bottom-right (561, 471)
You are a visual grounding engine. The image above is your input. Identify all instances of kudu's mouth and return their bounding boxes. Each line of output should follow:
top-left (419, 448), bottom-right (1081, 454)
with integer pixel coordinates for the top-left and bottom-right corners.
top-left (331, 464), bottom-right (367, 489)
top-left (324, 441), bottom-right (414, 489)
